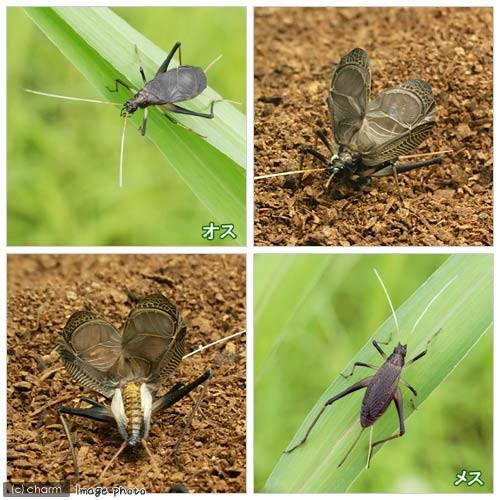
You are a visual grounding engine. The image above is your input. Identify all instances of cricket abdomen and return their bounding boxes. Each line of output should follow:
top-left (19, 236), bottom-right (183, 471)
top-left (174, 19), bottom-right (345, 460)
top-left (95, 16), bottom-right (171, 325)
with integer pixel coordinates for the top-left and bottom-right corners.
top-left (360, 362), bottom-right (401, 427)
top-left (122, 382), bottom-right (143, 446)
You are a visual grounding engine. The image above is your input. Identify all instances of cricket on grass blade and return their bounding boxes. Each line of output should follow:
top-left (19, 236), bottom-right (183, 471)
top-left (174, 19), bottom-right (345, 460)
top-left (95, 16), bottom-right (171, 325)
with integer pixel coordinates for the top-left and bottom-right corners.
top-left (58, 292), bottom-right (245, 482)
top-left (257, 48), bottom-right (446, 200)
top-left (26, 41), bottom-right (224, 187)
top-left (284, 270), bottom-right (456, 468)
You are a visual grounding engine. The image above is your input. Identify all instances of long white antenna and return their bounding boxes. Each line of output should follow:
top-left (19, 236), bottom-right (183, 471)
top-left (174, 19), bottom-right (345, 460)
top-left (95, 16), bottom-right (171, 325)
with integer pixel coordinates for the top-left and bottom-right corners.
top-left (255, 167), bottom-right (325, 180)
top-left (409, 276), bottom-right (457, 337)
top-left (205, 54), bottom-right (223, 73)
top-left (183, 330), bottom-right (245, 360)
top-left (119, 116), bottom-right (128, 188)
top-left (25, 89), bottom-right (117, 106)
top-left (374, 268), bottom-right (400, 342)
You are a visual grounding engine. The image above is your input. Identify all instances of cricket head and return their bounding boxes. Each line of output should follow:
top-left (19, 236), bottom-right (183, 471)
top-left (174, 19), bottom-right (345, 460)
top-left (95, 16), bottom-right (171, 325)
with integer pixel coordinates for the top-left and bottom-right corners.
top-left (121, 99), bottom-right (138, 116)
top-left (121, 90), bottom-right (151, 117)
top-left (390, 342), bottom-right (407, 366)
top-left (329, 146), bottom-right (361, 174)
top-left (110, 383), bottom-right (153, 446)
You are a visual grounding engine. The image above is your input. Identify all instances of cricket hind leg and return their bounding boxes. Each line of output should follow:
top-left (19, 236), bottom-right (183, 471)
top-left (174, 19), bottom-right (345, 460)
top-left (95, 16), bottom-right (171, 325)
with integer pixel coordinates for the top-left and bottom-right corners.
top-left (367, 388), bottom-right (405, 467)
top-left (160, 109), bottom-right (206, 138)
top-left (152, 370), bottom-right (212, 414)
top-left (165, 99), bottom-right (221, 120)
top-left (374, 157), bottom-right (443, 176)
top-left (284, 376), bottom-right (372, 454)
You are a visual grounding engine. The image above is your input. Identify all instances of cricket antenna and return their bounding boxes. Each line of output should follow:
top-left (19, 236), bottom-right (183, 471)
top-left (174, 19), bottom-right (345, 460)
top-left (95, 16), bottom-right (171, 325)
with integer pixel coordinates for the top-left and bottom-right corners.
top-left (205, 54), bottom-right (223, 73)
top-left (374, 268), bottom-right (400, 342)
top-left (409, 276), bottom-right (457, 337)
top-left (24, 89), bottom-right (118, 106)
top-left (183, 330), bottom-right (245, 360)
top-left (119, 116), bottom-right (128, 188)
top-left (255, 167), bottom-right (326, 180)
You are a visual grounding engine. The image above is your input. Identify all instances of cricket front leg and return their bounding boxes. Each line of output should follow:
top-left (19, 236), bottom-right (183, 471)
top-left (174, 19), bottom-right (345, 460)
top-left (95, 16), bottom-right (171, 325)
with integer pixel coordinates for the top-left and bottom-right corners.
top-left (107, 79), bottom-right (132, 93)
top-left (140, 107), bottom-right (148, 136)
top-left (367, 388), bottom-right (405, 467)
top-left (406, 328), bottom-right (442, 366)
top-left (284, 376), bottom-right (373, 454)
top-left (156, 41), bottom-right (182, 74)
top-left (341, 362), bottom-right (378, 379)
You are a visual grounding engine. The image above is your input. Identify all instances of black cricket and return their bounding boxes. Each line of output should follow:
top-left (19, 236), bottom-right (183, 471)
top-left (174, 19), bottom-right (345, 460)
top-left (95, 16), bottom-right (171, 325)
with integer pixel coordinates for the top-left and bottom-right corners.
top-left (109, 41), bottom-right (218, 136)
top-left (297, 48), bottom-right (443, 198)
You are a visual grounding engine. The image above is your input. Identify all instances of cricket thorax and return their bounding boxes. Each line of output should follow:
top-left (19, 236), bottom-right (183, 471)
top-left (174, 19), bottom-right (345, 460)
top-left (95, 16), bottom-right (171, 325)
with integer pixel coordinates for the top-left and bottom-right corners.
top-left (111, 382), bottom-right (153, 446)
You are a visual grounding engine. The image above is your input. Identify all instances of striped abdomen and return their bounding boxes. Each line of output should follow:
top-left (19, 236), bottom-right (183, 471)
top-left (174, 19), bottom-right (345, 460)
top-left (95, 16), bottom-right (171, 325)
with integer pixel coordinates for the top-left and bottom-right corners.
top-left (122, 382), bottom-right (143, 446)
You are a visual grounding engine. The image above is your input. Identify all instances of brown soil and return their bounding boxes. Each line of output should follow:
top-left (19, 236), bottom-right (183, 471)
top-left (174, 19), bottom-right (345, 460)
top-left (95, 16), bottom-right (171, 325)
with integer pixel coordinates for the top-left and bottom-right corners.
top-left (254, 7), bottom-right (492, 246)
top-left (7, 254), bottom-right (246, 493)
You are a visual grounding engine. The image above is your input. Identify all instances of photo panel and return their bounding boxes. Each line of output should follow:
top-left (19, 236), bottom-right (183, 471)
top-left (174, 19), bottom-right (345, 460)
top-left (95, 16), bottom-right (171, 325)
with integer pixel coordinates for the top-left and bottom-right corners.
top-left (7, 254), bottom-right (246, 492)
top-left (254, 253), bottom-right (492, 492)
top-left (7, 7), bottom-right (246, 246)
top-left (254, 7), bottom-right (492, 246)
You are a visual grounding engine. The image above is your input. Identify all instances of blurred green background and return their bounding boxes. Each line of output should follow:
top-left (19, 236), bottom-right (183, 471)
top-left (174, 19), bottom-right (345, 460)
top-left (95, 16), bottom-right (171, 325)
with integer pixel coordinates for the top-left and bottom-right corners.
top-left (7, 7), bottom-right (245, 245)
top-left (254, 254), bottom-right (492, 492)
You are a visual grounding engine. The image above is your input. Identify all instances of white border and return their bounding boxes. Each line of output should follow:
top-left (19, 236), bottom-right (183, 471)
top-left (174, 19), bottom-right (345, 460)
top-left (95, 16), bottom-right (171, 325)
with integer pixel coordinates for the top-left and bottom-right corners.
top-left (2, 0), bottom-right (497, 498)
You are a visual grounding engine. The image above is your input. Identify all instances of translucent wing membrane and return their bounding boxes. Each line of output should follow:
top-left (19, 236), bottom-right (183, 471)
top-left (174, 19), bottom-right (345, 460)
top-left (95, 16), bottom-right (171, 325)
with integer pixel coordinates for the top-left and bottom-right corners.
top-left (353, 79), bottom-right (437, 166)
top-left (122, 293), bottom-right (186, 383)
top-left (328, 48), bottom-right (371, 146)
top-left (60, 294), bottom-right (186, 398)
top-left (60, 311), bottom-right (122, 398)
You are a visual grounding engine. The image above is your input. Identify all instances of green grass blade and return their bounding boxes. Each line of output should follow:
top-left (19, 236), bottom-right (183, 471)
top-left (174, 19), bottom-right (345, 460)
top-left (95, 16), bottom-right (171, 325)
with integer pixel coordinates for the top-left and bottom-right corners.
top-left (24, 7), bottom-right (245, 234)
top-left (254, 254), bottom-right (333, 378)
top-left (263, 254), bottom-right (492, 492)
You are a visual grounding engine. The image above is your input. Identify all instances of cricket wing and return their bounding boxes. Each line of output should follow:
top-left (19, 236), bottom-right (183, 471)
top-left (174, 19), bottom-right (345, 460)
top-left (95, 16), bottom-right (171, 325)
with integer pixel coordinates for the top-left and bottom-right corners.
top-left (361, 362), bottom-right (401, 427)
top-left (148, 66), bottom-right (207, 103)
top-left (328, 48), bottom-right (371, 146)
top-left (118, 293), bottom-right (186, 384)
top-left (354, 79), bottom-right (437, 166)
top-left (60, 311), bottom-right (122, 398)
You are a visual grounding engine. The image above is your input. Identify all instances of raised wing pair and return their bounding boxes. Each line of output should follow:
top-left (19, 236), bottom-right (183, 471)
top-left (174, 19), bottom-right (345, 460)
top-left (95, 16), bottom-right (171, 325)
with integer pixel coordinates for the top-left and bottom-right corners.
top-left (59, 293), bottom-right (211, 481)
top-left (302, 48), bottom-right (442, 196)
